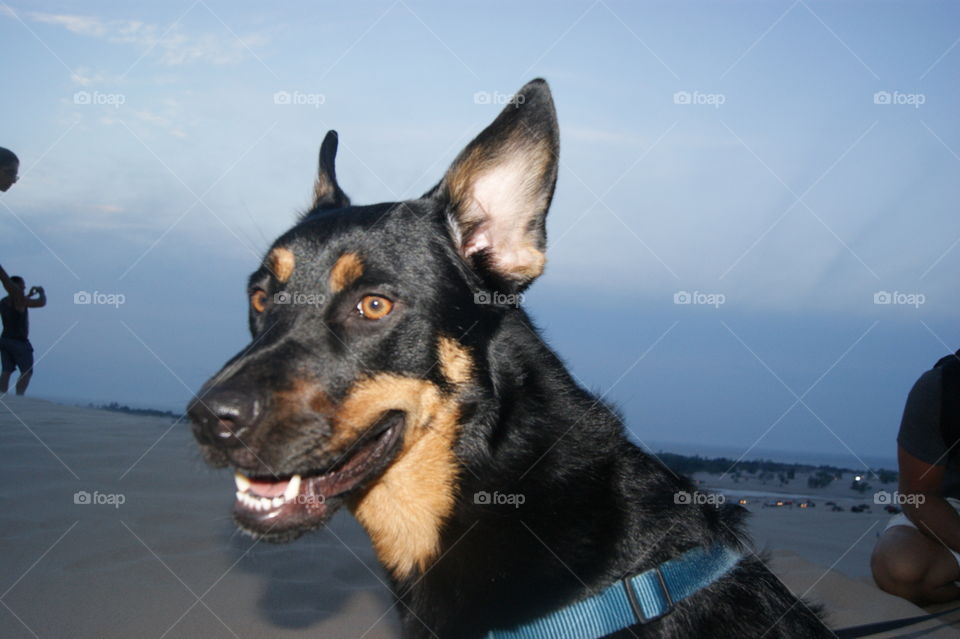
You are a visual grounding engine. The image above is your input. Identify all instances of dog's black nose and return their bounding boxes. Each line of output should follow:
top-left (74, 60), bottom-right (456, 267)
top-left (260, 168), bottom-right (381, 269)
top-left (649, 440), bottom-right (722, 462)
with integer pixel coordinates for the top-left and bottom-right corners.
top-left (188, 389), bottom-right (259, 448)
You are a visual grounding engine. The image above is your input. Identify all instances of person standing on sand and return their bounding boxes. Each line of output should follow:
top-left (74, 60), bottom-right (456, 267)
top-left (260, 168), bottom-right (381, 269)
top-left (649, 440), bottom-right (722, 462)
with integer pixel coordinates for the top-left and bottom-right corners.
top-left (0, 265), bottom-right (45, 395)
top-left (0, 148), bottom-right (19, 192)
top-left (871, 352), bottom-right (960, 604)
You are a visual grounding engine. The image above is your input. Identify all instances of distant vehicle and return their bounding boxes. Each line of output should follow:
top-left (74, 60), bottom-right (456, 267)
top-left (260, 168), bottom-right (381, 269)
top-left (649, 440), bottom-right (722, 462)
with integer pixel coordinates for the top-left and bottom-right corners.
top-left (798, 500), bottom-right (815, 508)
top-left (824, 501), bottom-right (836, 507)
top-left (883, 505), bottom-right (901, 514)
top-left (830, 505), bottom-right (844, 512)
top-left (738, 498), bottom-right (749, 506)
top-left (850, 504), bottom-right (872, 513)
top-left (763, 500), bottom-right (785, 508)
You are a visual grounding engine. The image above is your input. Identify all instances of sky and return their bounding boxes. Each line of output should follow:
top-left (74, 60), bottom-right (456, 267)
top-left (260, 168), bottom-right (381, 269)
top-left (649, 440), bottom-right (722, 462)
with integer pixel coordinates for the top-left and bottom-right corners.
top-left (1, 0), bottom-right (958, 469)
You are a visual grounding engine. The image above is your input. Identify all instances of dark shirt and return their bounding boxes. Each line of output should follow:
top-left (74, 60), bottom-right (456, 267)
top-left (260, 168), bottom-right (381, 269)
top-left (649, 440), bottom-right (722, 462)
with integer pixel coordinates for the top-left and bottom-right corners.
top-left (897, 367), bottom-right (960, 499)
top-left (0, 296), bottom-right (29, 342)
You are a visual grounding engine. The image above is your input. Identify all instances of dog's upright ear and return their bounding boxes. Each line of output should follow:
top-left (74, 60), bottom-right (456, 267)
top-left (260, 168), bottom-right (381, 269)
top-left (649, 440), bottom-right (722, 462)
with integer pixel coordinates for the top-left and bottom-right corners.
top-left (311, 130), bottom-right (351, 210)
top-left (436, 79), bottom-right (559, 290)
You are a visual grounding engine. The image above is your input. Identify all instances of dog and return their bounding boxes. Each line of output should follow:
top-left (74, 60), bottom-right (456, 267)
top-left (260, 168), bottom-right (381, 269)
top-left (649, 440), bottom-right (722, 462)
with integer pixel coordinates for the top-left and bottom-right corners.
top-left (188, 79), bottom-right (833, 638)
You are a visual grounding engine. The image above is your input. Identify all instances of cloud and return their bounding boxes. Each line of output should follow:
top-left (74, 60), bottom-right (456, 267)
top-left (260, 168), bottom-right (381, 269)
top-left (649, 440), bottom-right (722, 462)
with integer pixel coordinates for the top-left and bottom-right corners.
top-left (15, 8), bottom-right (269, 66)
top-left (70, 67), bottom-right (116, 87)
top-left (132, 109), bottom-right (191, 139)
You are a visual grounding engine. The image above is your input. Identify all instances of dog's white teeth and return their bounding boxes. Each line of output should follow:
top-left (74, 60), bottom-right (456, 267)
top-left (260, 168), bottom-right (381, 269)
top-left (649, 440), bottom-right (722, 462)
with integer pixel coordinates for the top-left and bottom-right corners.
top-left (237, 491), bottom-right (257, 510)
top-left (236, 490), bottom-right (271, 511)
top-left (284, 474), bottom-right (302, 501)
top-left (235, 474), bottom-right (300, 511)
top-left (235, 472), bottom-right (251, 492)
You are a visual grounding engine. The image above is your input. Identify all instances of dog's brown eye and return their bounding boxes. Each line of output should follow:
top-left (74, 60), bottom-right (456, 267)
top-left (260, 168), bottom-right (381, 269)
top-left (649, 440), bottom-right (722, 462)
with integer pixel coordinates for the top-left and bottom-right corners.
top-left (357, 295), bottom-right (393, 320)
top-left (250, 289), bottom-right (268, 313)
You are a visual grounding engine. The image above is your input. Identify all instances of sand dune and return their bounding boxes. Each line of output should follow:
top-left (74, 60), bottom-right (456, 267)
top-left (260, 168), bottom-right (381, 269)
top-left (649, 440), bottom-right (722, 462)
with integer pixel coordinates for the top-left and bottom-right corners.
top-left (0, 397), bottom-right (955, 637)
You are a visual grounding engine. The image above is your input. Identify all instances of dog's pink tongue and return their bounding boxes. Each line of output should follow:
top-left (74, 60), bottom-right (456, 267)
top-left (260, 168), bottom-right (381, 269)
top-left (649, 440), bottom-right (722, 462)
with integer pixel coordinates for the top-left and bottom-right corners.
top-left (247, 477), bottom-right (290, 498)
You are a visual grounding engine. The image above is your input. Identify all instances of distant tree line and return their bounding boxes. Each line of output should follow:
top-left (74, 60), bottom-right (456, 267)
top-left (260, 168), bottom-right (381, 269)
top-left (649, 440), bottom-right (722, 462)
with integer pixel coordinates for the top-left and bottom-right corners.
top-left (807, 470), bottom-right (836, 488)
top-left (655, 451), bottom-right (897, 483)
top-left (90, 402), bottom-right (181, 420)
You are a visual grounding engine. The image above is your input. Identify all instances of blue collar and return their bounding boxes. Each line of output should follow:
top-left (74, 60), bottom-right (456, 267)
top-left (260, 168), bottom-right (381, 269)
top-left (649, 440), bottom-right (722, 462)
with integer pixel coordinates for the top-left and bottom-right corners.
top-left (486, 544), bottom-right (741, 639)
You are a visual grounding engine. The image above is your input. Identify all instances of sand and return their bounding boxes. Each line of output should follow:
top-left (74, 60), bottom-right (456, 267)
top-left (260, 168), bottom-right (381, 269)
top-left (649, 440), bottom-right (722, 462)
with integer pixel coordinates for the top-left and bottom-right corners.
top-left (0, 396), bottom-right (956, 638)
top-left (0, 396), bottom-right (399, 639)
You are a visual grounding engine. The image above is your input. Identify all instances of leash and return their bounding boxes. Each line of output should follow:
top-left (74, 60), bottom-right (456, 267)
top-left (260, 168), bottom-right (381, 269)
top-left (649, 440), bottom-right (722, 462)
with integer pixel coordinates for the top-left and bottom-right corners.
top-left (486, 544), bottom-right (741, 639)
top-left (833, 604), bottom-right (960, 638)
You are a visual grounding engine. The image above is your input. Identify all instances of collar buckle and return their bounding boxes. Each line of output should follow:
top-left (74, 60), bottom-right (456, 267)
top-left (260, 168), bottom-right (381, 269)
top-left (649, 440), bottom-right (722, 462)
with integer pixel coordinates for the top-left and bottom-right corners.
top-left (622, 565), bottom-right (674, 624)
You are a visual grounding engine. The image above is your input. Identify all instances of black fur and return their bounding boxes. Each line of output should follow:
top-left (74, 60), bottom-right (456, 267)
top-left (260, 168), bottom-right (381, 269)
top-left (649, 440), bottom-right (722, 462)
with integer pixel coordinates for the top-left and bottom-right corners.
top-left (188, 79), bottom-right (834, 638)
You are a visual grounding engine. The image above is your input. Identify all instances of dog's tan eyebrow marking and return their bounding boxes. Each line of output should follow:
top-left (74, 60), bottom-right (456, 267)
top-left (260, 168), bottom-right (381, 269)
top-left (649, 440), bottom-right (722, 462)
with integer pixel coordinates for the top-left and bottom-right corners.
top-left (267, 247), bottom-right (296, 283)
top-left (329, 252), bottom-right (364, 293)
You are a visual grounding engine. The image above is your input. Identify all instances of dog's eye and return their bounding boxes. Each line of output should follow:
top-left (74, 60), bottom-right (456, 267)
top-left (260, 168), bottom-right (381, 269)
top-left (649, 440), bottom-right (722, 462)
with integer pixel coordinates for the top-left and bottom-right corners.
top-left (250, 289), bottom-right (268, 313)
top-left (356, 295), bottom-right (393, 320)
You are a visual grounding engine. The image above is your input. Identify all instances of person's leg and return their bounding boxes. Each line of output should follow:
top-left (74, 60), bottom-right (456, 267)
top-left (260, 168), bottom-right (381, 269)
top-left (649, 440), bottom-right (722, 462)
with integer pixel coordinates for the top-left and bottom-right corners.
top-left (0, 345), bottom-right (13, 393)
top-left (871, 525), bottom-right (960, 604)
top-left (14, 369), bottom-right (31, 395)
top-left (14, 345), bottom-right (33, 396)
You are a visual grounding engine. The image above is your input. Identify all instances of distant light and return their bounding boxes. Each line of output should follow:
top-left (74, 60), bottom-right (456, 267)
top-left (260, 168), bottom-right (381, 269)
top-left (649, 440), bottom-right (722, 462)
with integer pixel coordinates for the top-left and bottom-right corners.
top-left (855, 475), bottom-right (862, 481)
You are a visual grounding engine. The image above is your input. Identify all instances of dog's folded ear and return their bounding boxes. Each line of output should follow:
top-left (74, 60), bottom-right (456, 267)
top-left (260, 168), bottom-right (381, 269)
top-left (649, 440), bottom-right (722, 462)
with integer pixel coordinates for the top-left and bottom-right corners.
top-left (312, 130), bottom-right (351, 211)
top-left (436, 79), bottom-right (559, 290)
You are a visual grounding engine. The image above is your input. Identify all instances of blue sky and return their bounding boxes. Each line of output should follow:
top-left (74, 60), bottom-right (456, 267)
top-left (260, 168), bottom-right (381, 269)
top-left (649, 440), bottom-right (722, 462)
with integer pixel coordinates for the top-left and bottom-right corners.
top-left (1, 1), bottom-right (958, 468)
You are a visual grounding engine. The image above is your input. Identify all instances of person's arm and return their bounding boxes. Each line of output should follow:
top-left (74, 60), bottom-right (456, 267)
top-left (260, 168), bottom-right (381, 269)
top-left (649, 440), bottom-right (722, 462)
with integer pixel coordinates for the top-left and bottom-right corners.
top-left (0, 264), bottom-right (25, 308)
top-left (899, 444), bottom-right (960, 553)
top-left (25, 286), bottom-right (45, 308)
top-left (0, 264), bottom-right (14, 296)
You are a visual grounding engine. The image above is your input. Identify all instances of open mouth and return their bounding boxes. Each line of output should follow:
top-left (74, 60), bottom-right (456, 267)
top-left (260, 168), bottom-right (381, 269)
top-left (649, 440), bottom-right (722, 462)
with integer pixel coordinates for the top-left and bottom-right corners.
top-left (232, 411), bottom-right (405, 540)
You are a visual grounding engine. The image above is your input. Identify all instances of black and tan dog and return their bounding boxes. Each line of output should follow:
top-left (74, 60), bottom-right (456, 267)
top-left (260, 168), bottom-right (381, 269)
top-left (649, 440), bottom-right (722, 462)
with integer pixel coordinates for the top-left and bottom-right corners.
top-left (188, 80), bottom-right (833, 638)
